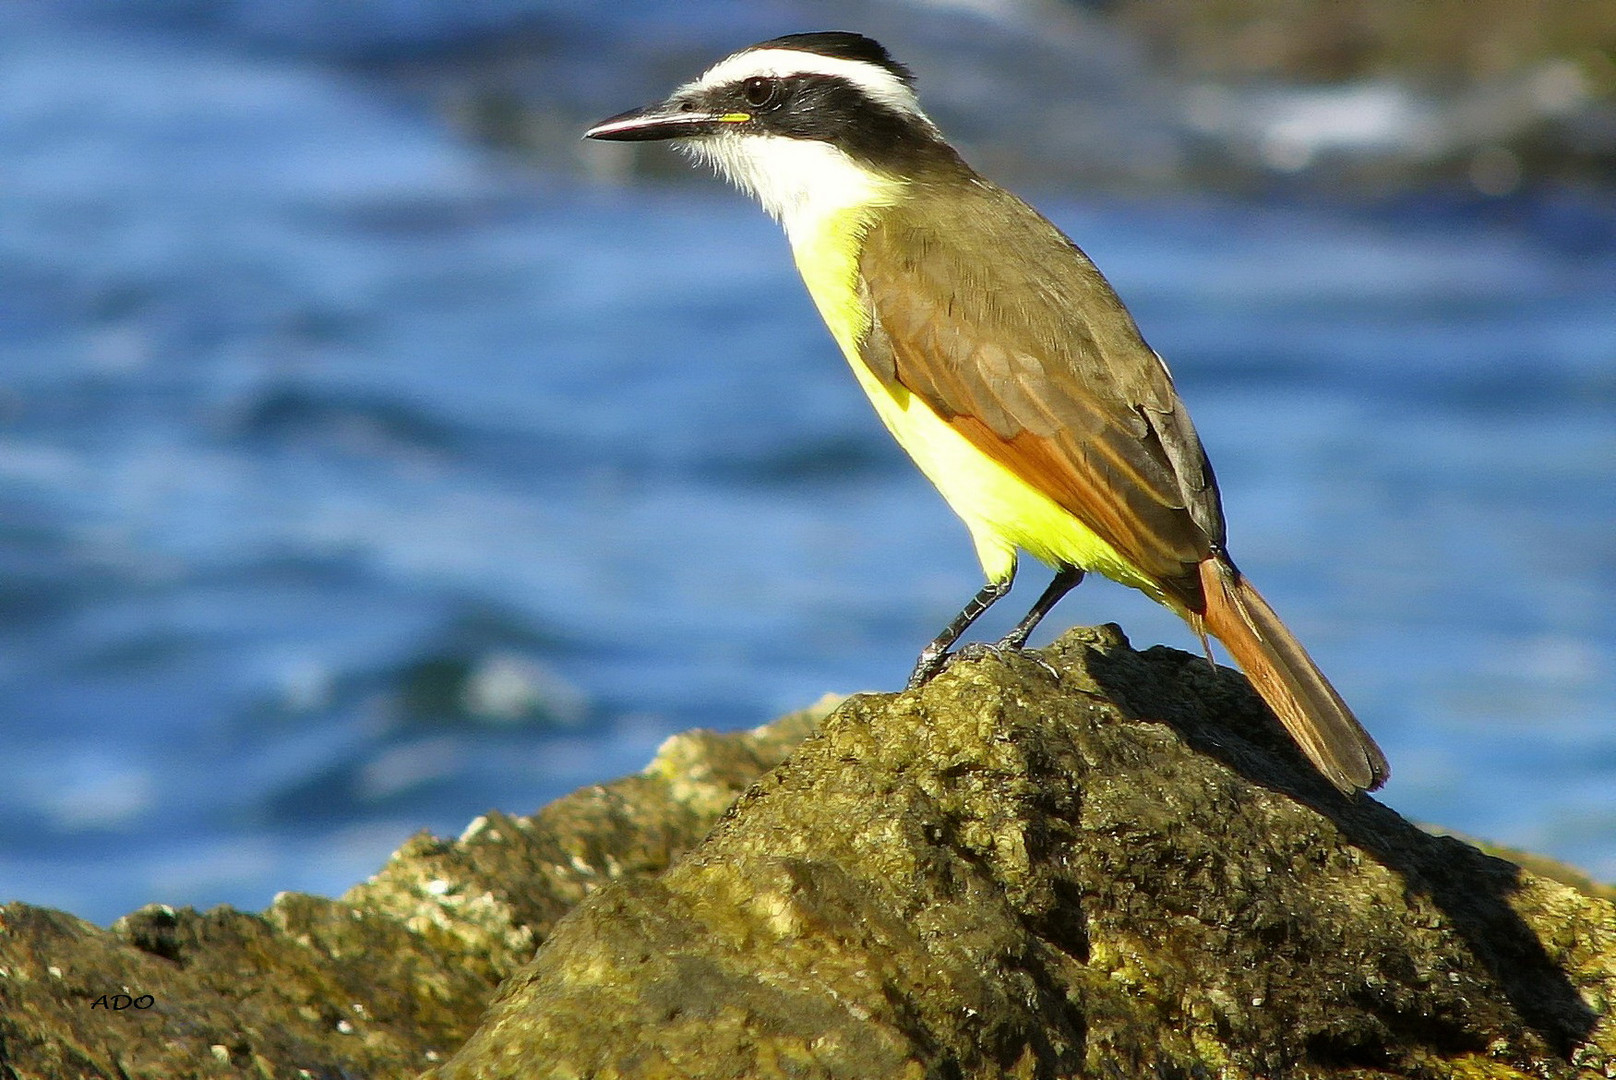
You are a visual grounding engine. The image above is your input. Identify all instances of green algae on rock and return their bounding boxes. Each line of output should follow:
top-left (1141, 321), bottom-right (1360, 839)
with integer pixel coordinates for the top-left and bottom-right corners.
top-left (0, 698), bottom-right (832, 1079)
top-left (3, 630), bottom-right (1614, 1079)
top-left (432, 627), bottom-right (1616, 1080)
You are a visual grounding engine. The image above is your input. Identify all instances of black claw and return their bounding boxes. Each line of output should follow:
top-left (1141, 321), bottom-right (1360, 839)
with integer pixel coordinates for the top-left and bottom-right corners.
top-left (908, 641), bottom-right (1023, 690)
top-left (906, 648), bottom-right (947, 690)
top-left (955, 642), bottom-right (1008, 665)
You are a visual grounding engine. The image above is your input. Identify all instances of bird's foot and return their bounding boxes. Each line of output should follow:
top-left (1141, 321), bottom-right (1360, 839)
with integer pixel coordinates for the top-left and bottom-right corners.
top-left (905, 640), bottom-right (1057, 690)
top-left (1005, 644), bottom-right (1060, 682)
top-left (954, 641), bottom-right (1011, 667)
top-left (979, 639), bottom-right (1060, 682)
top-left (905, 641), bottom-right (950, 690)
top-left (905, 647), bottom-right (981, 691)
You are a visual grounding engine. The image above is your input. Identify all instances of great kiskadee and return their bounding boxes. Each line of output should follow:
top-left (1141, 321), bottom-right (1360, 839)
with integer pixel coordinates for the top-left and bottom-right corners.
top-left (586, 32), bottom-right (1389, 793)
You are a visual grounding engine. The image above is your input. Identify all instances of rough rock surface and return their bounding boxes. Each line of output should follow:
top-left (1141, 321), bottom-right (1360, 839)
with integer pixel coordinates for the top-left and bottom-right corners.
top-left (3, 627), bottom-right (1613, 1079)
top-left (433, 626), bottom-right (1616, 1080)
top-left (0, 697), bottom-right (828, 1078)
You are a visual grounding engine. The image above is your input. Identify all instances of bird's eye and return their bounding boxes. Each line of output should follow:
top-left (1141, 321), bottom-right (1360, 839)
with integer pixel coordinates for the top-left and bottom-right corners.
top-left (742, 77), bottom-right (775, 108)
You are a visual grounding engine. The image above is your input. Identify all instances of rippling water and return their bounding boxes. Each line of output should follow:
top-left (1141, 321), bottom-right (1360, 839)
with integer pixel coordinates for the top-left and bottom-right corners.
top-left (2, 10), bottom-right (1612, 924)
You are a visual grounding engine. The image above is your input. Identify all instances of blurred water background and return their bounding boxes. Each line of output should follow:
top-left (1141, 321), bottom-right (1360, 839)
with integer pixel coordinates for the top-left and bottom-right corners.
top-left (1, 1), bottom-right (1612, 924)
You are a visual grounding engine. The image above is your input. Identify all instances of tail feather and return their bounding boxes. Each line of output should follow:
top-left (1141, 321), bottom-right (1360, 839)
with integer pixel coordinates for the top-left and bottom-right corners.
top-left (1197, 558), bottom-right (1389, 794)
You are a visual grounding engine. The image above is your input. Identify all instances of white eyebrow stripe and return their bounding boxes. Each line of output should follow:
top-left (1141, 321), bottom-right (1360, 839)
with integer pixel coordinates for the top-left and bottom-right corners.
top-left (690, 47), bottom-right (922, 118)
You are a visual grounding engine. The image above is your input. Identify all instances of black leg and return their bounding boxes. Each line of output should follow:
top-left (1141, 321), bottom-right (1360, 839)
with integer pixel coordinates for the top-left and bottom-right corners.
top-left (906, 576), bottom-right (1013, 690)
top-left (997, 565), bottom-right (1085, 650)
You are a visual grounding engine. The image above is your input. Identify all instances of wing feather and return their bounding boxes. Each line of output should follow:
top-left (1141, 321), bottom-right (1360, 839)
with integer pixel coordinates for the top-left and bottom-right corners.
top-left (858, 181), bottom-right (1225, 601)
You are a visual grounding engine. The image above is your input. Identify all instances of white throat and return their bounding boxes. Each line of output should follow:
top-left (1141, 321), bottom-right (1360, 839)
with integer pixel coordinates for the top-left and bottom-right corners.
top-left (683, 134), bottom-right (902, 244)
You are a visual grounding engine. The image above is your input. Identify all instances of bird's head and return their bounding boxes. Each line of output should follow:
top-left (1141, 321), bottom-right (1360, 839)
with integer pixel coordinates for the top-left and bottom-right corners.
top-left (585, 32), bottom-right (956, 225)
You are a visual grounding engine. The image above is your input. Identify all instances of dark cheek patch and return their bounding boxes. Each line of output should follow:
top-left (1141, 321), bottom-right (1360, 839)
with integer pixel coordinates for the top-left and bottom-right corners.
top-left (763, 77), bottom-right (937, 170)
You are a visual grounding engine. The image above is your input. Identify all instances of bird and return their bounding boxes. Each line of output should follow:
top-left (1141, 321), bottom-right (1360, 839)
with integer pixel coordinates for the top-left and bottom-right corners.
top-left (585, 31), bottom-right (1389, 793)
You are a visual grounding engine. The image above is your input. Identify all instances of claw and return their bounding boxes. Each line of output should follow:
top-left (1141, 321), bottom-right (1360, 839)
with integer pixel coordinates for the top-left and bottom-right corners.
top-left (972, 642), bottom-right (1060, 682)
top-left (906, 640), bottom-right (1059, 689)
top-left (1020, 650), bottom-right (1060, 681)
top-left (906, 636), bottom-right (955, 688)
top-left (954, 641), bottom-right (1008, 665)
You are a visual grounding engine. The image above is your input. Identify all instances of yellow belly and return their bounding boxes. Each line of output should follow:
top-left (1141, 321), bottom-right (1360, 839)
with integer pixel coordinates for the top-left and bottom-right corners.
top-left (789, 208), bottom-right (1163, 600)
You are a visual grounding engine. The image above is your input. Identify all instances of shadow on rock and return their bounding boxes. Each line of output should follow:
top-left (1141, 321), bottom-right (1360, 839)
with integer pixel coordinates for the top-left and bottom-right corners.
top-left (435, 624), bottom-right (1616, 1079)
top-left (1086, 632), bottom-right (1600, 1061)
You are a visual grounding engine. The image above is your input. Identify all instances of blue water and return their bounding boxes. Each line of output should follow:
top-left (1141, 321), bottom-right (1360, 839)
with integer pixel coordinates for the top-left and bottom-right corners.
top-left (2, 11), bottom-right (1613, 924)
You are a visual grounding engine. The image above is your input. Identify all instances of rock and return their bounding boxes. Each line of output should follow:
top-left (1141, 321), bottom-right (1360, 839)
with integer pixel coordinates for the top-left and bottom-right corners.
top-left (0, 697), bottom-right (830, 1078)
top-left (430, 626), bottom-right (1616, 1079)
top-left (3, 629), bottom-right (1613, 1079)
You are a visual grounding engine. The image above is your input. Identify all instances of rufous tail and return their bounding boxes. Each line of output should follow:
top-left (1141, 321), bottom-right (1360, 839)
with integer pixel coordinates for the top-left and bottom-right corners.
top-left (1196, 557), bottom-right (1389, 794)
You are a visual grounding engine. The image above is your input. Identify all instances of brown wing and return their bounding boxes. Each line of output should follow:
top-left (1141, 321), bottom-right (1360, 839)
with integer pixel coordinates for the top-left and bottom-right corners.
top-left (858, 180), bottom-right (1224, 605)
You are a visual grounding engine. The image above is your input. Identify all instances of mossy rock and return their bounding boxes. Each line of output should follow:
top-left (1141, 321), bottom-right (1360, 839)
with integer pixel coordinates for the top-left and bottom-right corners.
top-left (3, 628), bottom-right (1612, 1079)
top-left (433, 627), bottom-right (1616, 1079)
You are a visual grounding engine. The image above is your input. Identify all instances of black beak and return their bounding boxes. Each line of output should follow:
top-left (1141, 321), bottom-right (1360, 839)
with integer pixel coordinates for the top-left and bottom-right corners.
top-left (584, 98), bottom-right (749, 142)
